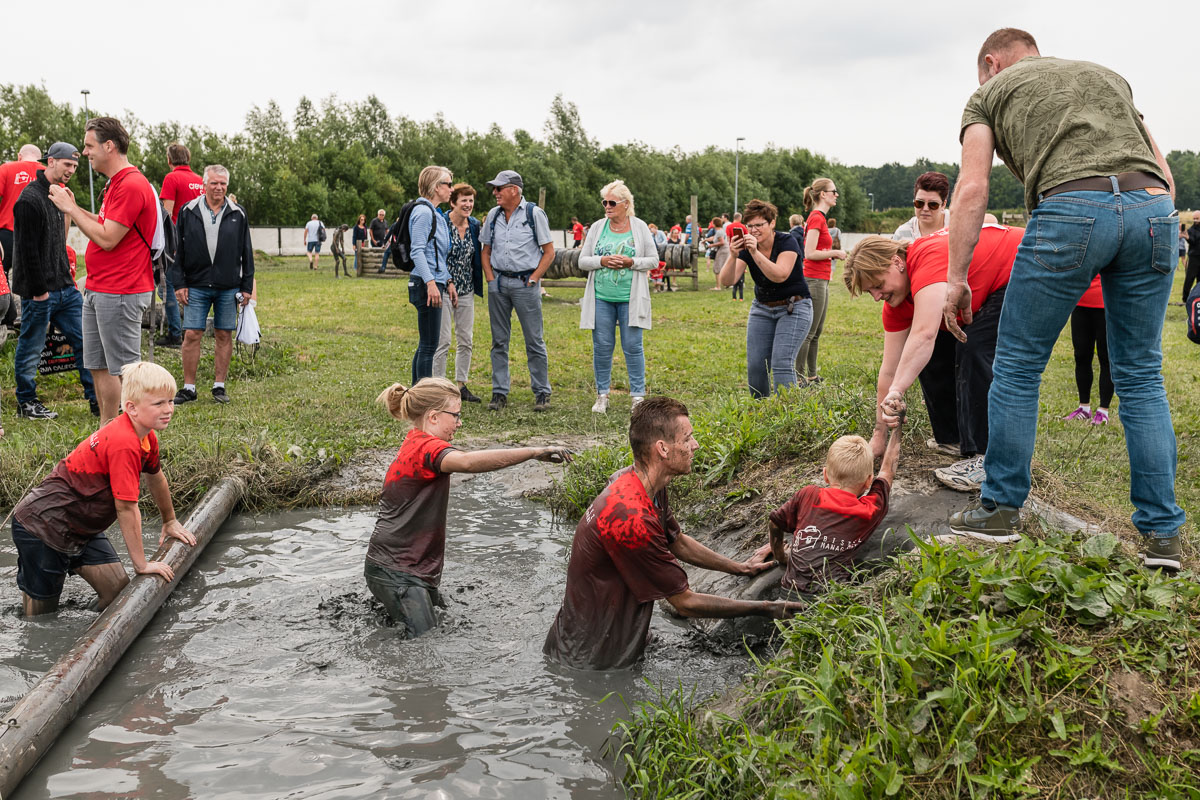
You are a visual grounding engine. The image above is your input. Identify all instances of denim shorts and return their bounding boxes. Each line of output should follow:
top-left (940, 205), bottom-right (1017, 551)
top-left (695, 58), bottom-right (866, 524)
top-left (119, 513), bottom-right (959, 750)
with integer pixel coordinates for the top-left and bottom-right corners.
top-left (306, 241), bottom-right (321, 253)
top-left (183, 286), bottom-right (239, 331)
top-left (12, 517), bottom-right (120, 600)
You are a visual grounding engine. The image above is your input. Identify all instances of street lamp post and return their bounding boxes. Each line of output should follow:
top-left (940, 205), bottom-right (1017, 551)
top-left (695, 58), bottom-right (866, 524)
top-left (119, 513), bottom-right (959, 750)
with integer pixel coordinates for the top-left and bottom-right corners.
top-left (80, 89), bottom-right (95, 213)
top-left (734, 137), bottom-right (745, 216)
top-left (868, 192), bottom-right (875, 213)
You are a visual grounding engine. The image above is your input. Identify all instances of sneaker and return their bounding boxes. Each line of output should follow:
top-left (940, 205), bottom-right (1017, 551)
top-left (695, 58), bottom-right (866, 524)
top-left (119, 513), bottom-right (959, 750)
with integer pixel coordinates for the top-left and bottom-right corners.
top-left (631, 395), bottom-right (645, 409)
top-left (592, 394), bottom-right (609, 414)
top-left (174, 387), bottom-right (198, 405)
top-left (487, 393), bottom-right (507, 411)
top-left (1062, 406), bottom-right (1091, 422)
top-left (1143, 536), bottom-right (1181, 571)
top-left (926, 438), bottom-right (961, 457)
top-left (935, 455), bottom-right (986, 492)
top-left (211, 386), bottom-right (230, 404)
top-left (17, 401), bottom-right (57, 420)
top-left (154, 334), bottom-right (183, 348)
top-left (533, 393), bottom-right (551, 412)
top-left (460, 385), bottom-right (482, 403)
top-left (1090, 409), bottom-right (1109, 426)
top-left (89, 398), bottom-right (100, 417)
top-left (948, 499), bottom-right (1022, 543)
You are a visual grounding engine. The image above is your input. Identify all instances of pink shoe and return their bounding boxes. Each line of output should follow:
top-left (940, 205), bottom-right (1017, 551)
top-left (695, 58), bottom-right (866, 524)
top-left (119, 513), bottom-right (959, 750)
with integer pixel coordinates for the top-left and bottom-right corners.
top-left (1062, 406), bottom-right (1091, 422)
top-left (1090, 409), bottom-right (1109, 425)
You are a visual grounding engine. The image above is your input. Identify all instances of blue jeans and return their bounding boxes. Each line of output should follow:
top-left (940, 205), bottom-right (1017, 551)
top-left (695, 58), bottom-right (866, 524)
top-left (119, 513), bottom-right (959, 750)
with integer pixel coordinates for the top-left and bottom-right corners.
top-left (15, 287), bottom-right (95, 405)
top-left (161, 273), bottom-right (182, 338)
top-left (745, 297), bottom-right (812, 398)
top-left (378, 244), bottom-right (391, 273)
top-left (488, 276), bottom-right (550, 397)
top-left (411, 284), bottom-right (442, 384)
top-left (593, 298), bottom-right (645, 395)
top-left (982, 183), bottom-right (1184, 537)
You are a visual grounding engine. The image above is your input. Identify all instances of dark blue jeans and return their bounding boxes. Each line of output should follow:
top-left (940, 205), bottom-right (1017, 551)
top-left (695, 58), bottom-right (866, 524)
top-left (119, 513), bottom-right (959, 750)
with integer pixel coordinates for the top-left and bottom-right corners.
top-left (161, 273), bottom-right (182, 338)
top-left (15, 287), bottom-right (95, 405)
top-left (411, 282), bottom-right (442, 383)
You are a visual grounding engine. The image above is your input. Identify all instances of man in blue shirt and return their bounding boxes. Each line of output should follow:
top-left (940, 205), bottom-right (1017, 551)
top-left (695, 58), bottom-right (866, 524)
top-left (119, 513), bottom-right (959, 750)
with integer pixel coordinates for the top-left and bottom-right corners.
top-left (480, 170), bottom-right (555, 412)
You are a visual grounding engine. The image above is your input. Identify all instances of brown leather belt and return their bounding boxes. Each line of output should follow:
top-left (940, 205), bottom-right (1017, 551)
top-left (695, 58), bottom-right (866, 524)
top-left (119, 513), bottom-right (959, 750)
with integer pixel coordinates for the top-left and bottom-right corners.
top-left (1041, 171), bottom-right (1167, 200)
top-left (760, 295), bottom-right (804, 310)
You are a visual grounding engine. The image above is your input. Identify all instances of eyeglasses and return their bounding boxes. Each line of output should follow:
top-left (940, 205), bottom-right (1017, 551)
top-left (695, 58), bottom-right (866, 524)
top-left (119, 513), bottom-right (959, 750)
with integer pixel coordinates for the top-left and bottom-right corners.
top-left (746, 221), bottom-right (771, 230)
top-left (601, 200), bottom-right (622, 208)
top-left (913, 199), bottom-right (943, 210)
top-left (437, 409), bottom-right (462, 419)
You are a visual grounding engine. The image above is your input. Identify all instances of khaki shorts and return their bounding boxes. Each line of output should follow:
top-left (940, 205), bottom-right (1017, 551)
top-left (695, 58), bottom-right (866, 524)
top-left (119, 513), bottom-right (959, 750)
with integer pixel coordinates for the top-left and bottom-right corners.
top-left (83, 290), bottom-right (151, 375)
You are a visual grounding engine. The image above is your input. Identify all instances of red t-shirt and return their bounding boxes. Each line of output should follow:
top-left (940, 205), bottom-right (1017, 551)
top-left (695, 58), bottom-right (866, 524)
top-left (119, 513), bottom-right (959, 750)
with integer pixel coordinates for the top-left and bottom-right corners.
top-left (14, 413), bottom-right (161, 556)
top-left (0, 160), bottom-right (44, 230)
top-left (1077, 275), bottom-right (1104, 309)
top-left (770, 478), bottom-right (890, 594)
top-left (802, 209), bottom-right (833, 281)
top-left (366, 428), bottom-right (458, 585)
top-left (159, 165), bottom-right (204, 223)
top-left (0, 252), bottom-right (9, 295)
top-left (85, 166), bottom-right (157, 295)
top-left (882, 224), bottom-right (1022, 333)
top-left (544, 466), bottom-right (690, 670)
top-left (66, 245), bottom-right (77, 281)
top-left (572, 222), bottom-right (584, 241)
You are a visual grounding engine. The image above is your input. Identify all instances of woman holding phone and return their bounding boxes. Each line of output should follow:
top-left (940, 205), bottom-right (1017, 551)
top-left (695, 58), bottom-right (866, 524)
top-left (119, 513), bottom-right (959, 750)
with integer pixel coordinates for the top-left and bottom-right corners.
top-left (718, 199), bottom-right (812, 398)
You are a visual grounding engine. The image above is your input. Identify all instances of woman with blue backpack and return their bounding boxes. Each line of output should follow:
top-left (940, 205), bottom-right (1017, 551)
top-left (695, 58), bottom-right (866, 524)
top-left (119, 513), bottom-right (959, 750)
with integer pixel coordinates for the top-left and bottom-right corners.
top-left (407, 166), bottom-right (454, 383)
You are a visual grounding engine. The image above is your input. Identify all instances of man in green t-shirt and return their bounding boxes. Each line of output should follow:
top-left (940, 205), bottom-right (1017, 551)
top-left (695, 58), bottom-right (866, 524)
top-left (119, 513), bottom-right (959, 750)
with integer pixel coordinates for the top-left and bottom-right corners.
top-left (928, 28), bottom-right (1184, 569)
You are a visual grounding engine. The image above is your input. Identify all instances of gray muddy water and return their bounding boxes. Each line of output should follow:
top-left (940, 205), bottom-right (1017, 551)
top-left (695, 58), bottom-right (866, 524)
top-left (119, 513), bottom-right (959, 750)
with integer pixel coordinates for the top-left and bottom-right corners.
top-left (0, 473), bottom-right (754, 799)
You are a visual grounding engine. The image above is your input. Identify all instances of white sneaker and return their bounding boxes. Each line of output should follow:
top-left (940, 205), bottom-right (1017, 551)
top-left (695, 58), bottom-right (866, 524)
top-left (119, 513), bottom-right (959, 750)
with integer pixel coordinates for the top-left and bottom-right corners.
top-left (631, 395), bottom-right (645, 410)
top-left (592, 394), bottom-right (609, 413)
top-left (926, 438), bottom-right (960, 457)
top-left (934, 455), bottom-right (986, 492)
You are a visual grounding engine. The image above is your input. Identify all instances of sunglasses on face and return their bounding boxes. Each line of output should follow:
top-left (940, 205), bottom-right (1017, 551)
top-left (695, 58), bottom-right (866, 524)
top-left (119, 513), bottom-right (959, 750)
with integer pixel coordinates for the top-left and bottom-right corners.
top-left (601, 200), bottom-right (622, 208)
top-left (913, 199), bottom-right (943, 210)
top-left (824, 189), bottom-right (839, 195)
top-left (439, 180), bottom-right (453, 187)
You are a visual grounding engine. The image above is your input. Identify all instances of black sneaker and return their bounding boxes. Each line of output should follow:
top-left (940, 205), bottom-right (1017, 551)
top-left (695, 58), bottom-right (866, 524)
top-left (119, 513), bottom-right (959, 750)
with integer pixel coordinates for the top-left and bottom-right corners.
top-left (948, 499), bottom-right (1022, 543)
top-left (1143, 536), bottom-right (1181, 572)
top-left (533, 393), bottom-right (551, 412)
top-left (460, 385), bottom-right (482, 403)
top-left (155, 334), bottom-right (183, 348)
top-left (174, 387), bottom-right (198, 404)
top-left (17, 401), bottom-right (57, 420)
top-left (487, 393), bottom-right (507, 411)
top-left (89, 398), bottom-right (100, 417)
top-left (211, 387), bottom-right (230, 404)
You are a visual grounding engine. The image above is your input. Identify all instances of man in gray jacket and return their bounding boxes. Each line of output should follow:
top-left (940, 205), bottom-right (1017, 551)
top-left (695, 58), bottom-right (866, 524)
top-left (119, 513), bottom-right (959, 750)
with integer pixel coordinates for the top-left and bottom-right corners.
top-left (168, 165), bottom-right (254, 405)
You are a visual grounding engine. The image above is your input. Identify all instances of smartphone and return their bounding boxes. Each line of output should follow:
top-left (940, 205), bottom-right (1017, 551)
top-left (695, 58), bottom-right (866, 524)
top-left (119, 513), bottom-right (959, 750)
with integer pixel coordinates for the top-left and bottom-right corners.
top-left (727, 222), bottom-right (748, 239)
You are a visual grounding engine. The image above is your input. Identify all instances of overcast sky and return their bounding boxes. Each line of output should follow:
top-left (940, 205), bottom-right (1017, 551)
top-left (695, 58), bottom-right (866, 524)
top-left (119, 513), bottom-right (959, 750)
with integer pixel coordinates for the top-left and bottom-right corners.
top-left (10, 0), bottom-right (1195, 167)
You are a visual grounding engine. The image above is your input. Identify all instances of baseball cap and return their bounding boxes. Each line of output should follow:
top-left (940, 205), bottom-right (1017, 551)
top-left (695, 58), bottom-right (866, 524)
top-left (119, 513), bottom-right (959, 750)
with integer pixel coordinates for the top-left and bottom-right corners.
top-left (485, 170), bottom-right (523, 189)
top-left (44, 142), bottom-right (81, 162)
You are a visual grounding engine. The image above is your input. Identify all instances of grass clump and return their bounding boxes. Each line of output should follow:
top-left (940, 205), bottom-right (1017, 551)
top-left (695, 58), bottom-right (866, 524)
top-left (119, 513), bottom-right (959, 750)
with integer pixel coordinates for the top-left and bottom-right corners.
top-left (614, 529), bottom-right (1200, 798)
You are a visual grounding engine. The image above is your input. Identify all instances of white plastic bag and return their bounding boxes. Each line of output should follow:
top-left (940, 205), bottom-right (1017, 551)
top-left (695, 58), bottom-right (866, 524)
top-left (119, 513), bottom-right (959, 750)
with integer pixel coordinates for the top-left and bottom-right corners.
top-left (236, 300), bottom-right (261, 345)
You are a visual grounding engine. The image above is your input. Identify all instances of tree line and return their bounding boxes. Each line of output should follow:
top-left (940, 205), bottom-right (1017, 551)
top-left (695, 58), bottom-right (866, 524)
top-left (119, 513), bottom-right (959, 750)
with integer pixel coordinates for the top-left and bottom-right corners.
top-left (1, 83), bottom-right (1194, 232)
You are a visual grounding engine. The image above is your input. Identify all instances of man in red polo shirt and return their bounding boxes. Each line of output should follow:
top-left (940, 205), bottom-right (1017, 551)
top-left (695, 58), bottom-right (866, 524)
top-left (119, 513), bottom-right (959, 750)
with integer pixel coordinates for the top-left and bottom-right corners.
top-left (0, 144), bottom-right (44, 328)
top-left (50, 117), bottom-right (158, 424)
top-left (155, 143), bottom-right (203, 348)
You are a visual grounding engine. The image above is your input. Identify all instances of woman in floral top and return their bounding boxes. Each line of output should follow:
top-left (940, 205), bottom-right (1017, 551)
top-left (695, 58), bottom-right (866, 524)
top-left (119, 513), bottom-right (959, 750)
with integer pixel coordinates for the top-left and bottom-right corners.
top-left (434, 184), bottom-right (486, 403)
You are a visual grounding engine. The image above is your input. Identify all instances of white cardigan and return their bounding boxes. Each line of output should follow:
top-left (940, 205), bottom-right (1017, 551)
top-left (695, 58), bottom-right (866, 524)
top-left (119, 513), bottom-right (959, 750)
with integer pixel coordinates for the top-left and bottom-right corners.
top-left (578, 216), bottom-right (659, 330)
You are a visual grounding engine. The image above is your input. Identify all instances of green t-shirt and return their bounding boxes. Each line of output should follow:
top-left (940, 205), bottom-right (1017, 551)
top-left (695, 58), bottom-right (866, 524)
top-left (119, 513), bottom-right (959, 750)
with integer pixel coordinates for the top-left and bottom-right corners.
top-left (959, 56), bottom-right (1164, 213)
top-left (593, 220), bottom-right (636, 303)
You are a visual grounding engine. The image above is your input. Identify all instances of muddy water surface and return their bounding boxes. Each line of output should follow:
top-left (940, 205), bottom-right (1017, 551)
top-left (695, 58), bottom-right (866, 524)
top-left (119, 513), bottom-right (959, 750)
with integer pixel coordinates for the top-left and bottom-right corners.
top-left (1, 474), bottom-right (752, 799)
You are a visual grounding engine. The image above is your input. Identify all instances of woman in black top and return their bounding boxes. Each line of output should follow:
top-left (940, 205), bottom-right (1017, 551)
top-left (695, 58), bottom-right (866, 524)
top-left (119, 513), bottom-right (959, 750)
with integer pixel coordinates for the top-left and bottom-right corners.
top-left (352, 213), bottom-right (369, 274)
top-left (717, 199), bottom-right (813, 397)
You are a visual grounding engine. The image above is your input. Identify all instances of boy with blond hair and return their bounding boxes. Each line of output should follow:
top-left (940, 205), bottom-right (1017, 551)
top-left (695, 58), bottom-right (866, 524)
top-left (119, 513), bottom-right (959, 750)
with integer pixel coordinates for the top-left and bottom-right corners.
top-left (768, 425), bottom-right (904, 596)
top-left (10, 361), bottom-right (196, 616)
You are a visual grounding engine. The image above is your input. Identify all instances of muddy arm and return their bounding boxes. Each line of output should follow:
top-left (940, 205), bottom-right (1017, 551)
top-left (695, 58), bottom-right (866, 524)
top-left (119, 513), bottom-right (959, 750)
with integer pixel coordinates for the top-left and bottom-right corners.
top-left (669, 533), bottom-right (773, 577)
top-left (666, 589), bottom-right (802, 620)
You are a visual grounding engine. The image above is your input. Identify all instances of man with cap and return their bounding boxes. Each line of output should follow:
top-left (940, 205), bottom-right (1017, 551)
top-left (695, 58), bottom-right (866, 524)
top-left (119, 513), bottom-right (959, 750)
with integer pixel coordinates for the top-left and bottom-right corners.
top-left (10, 142), bottom-right (97, 419)
top-left (0, 143), bottom-right (44, 330)
top-left (480, 169), bottom-right (555, 412)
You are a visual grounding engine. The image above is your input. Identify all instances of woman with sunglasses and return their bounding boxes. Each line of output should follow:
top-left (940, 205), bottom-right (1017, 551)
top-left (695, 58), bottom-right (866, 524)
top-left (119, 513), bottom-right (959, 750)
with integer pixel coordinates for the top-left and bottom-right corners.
top-left (718, 198), bottom-right (812, 398)
top-left (795, 177), bottom-right (847, 385)
top-left (367, 377), bottom-right (571, 637)
top-left (893, 171), bottom-right (951, 242)
top-left (579, 180), bottom-right (659, 413)
top-left (408, 166), bottom-right (455, 383)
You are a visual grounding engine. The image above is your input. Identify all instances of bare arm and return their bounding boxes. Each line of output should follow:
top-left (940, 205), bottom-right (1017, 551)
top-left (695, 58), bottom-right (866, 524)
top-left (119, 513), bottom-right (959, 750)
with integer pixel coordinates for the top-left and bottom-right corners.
top-left (878, 425), bottom-right (902, 485)
top-left (871, 328), bottom-right (909, 456)
top-left (768, 519), bottom-right (789, 566)
top-left (50, 185), bottom-right (131, 251)
top-left (162, 198), bottom-right (175, 217)
top-left (668, 533), bottom-right (775, 576)
top-left (481, 244), bottom-right (495, 283)
top-left (439, 445), bottom-right (570, 474)
top-left (145, 470), bottom-right (195, 548)
top-left (946, 123), bottom-right (994, 338)
top-left (716, 248), bottom-right (746, 288)
top-left (886, 284), bottom-right (946, 401)
top-left (530, 242), bottom-right (555, 283)
top-left (748, 247), bottom-right (798, 283)
top-left (804, 227), bottom-right (845, 261)
top-left (115, 498), bottom-right (175, 581)
top-left (666, 588), bottom-right (802, 619)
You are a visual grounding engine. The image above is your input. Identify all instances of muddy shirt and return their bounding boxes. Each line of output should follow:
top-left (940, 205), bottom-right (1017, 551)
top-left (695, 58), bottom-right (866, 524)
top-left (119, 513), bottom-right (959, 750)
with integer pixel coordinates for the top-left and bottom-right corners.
top-left (543, 467), bottom-right (689, 670)
top-left (14, 414), bottom-right (161, 556)
top-left (366, 429), bottom-right (458, 585)
top-left (960, 56), bottom-right (1164, 213)
top-left (770, 478), bottom-right (890, 594)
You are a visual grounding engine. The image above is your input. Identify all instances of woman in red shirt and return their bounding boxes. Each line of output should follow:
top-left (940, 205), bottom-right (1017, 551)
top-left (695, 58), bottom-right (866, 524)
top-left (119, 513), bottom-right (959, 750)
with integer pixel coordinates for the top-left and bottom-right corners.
top-left (1063, 276), bottom-right (1112, 425)
top-left (366, 377), bottom-right (570, 637)
top-left (797, 177), bottom-right (848, 385)
top-left (843, 226), bottom-right (1022, 493)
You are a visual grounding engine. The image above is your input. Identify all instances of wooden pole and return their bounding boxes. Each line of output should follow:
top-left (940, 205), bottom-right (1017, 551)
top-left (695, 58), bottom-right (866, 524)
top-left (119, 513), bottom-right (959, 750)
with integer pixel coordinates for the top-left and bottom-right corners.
top-left (690, 195), bottom-right (700, 291)
top-left (537, 187), bottom-right (546, 209)
top-left (0, 477), bottom-right (245, 798)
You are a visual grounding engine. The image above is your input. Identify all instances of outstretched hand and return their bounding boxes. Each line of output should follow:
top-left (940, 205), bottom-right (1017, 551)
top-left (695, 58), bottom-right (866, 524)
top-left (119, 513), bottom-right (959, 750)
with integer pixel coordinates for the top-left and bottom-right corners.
top-left (768, 600), bottom-right (806, 619)
top-left (742, 546), bottom-right (778, 576)
top-left (944, 281), bottom-right (973, 342)
top-left (880, 391), bottom-right (907, 428)
top-left (538, 446), bottom-right (573, 465)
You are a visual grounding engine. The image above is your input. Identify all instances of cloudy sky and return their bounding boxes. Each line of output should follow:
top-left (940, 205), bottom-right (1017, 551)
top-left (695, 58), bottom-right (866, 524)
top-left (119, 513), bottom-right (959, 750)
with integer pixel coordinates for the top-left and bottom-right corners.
top-left (10, 0), bottom-right (1195, 167)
